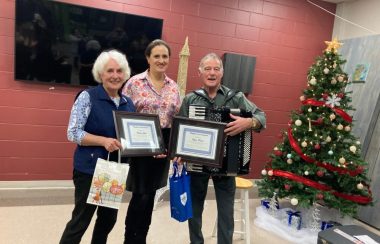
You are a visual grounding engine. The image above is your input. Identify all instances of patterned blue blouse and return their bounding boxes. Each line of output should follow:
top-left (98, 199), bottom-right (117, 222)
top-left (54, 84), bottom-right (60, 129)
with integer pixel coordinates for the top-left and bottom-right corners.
top-left (67, 91), bottom-right (120, 144)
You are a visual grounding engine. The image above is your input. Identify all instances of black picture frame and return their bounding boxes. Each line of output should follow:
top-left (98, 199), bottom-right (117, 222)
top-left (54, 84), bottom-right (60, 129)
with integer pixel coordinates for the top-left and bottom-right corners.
top-left (168, 116), bottom-right (226, 168)
top-left (113, 111), bottom-right (165, 156)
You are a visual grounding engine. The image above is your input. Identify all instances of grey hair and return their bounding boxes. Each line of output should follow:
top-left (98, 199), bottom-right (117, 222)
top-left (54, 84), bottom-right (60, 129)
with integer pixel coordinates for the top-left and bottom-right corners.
top-left (198, 53), bottom-right (224, 73)
top-left (92, 49), bottom-right (131, 83)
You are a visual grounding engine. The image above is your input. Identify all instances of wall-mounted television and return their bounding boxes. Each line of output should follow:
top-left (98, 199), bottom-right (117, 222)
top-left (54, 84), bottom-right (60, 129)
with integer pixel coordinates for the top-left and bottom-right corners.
top-left (15, 0), bottom-right (163, 86)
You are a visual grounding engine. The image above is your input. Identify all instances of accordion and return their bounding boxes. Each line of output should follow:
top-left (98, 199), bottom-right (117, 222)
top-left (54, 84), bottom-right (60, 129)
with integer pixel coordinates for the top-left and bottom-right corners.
top-left (187, 105), bottom-right (253, 176)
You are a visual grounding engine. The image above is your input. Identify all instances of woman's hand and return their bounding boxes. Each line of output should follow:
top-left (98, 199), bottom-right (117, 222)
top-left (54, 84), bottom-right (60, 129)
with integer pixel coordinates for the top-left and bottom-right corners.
top-left (103, 138), bottom-right (122, 152)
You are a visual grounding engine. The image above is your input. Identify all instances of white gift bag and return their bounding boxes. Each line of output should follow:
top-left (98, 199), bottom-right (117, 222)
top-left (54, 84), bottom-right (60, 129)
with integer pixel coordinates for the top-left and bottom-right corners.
top-left (86, 153), bottom-right (129, 209)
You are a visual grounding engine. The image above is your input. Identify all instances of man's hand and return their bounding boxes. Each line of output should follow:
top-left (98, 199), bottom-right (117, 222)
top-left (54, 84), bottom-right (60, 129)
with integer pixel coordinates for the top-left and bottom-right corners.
top-left (224, 114), bottom-right (252, 136)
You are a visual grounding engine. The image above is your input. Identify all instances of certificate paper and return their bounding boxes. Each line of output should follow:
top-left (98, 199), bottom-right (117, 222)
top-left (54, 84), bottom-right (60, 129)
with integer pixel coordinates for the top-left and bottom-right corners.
top-left (168, 116), bottom-right (226, 168)
top-left (121, 118), bottom-right (159, 149)
top-left (177, 124), bottom-right (218, 160)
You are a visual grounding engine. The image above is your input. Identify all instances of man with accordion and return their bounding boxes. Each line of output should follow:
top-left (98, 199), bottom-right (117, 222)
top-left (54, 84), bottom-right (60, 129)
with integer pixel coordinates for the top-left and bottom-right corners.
top-left (178, 53), bottom-right (266, 244)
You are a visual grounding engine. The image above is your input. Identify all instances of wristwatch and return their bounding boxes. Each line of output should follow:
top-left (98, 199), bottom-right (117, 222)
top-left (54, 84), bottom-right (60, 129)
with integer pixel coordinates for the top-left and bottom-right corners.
top-left (251, 118), bottom-right (258, 129)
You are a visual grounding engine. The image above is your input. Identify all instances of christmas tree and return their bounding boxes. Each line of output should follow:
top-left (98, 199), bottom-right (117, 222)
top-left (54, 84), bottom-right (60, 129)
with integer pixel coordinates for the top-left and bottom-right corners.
top-left (258, 38), bottom-right (373, 216)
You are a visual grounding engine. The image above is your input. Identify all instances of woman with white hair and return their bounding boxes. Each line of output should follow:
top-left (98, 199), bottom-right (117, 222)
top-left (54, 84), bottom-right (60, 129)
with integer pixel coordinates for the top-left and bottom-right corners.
top-left (60, 49), bottom-right (136, 244)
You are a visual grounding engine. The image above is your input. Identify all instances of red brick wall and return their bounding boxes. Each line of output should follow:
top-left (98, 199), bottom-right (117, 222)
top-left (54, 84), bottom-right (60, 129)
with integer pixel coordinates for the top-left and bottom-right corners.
top-left (0, 0), bottom-right (336, 180)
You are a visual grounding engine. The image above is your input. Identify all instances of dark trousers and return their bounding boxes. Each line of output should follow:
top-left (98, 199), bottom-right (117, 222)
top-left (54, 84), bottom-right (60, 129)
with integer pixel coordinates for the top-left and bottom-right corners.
top-left (124, 192), bottom-right (155, 244)
top-left (59, 170), bottom-right (118, 244)
top-left (188, 173), bottom-right (236, 244)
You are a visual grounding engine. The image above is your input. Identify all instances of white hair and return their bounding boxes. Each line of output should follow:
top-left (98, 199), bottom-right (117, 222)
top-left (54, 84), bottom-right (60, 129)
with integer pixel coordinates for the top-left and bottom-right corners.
top-left (198, 53), bottom-right (224, 73)
top-left (92, 50), bottom-right (131, 83)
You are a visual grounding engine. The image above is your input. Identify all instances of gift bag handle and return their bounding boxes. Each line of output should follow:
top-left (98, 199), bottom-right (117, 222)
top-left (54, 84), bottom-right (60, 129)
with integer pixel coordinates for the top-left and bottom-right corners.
top-left (106, 150), bottom-right (121, 164)
top-left (172, 161), bottom-right (187, 178)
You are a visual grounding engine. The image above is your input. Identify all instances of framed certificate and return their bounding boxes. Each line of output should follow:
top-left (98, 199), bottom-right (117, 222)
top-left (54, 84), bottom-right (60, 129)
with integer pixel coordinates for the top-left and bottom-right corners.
top-left (168, 116), bottom-right (226, 168)
top-left (113, 111), bottom-right (165, 156)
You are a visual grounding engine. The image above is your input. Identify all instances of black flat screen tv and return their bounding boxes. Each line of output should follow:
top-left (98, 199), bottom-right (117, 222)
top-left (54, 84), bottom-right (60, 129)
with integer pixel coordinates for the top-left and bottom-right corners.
top-left (15, 0), bottom-right (163, 86)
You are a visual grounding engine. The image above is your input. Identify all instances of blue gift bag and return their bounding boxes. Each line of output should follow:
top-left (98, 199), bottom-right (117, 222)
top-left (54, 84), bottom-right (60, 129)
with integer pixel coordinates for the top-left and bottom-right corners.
top-left (169, 162), bottom-right (193, 222)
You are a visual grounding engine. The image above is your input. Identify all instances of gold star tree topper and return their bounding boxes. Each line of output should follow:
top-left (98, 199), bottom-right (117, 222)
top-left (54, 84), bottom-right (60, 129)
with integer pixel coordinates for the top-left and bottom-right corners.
top-left (325, 37), bottom-right (343, 53)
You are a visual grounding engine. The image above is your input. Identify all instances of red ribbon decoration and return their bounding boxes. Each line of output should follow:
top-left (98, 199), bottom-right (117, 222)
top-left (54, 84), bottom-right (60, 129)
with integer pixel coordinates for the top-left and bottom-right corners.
top-left (272, 169), bottom-right (372, 204)
top-left (302, 99), bottom-right (352, 123)
top-left (287, 127), bottom-right (363, 176)
top-left (333, 191), bottom-right (372, 204)
top-left (274, 169), bottom-right (331, 191)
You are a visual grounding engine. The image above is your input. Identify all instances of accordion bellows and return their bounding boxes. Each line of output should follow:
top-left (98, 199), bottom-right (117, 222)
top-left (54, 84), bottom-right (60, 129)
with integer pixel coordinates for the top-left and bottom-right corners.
top-left (188, 105), bottom-right (253, 176)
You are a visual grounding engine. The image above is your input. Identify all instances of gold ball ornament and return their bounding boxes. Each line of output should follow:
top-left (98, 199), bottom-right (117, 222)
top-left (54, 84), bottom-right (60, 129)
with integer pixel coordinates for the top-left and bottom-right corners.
top-left (308, 108), bottom-right (312, 112)
top-left (309, 77), bottom-right (317, 85)
top-left (357, 183), bottom-right (364, 190)
top-left (329, 114), bottom-right (336, 120)
top-left (301, 141), bottom-right (308, 147)
top-left (345, 126), bottom-right (351, 132)
top-left (295, 120), bottom-right (302, 126)
top-left (339, 157), bottom-right (345, 164)
top-left (356, 141), bottom-right (361, 145)
top-left (287, 158), bottom-right (293, 164)
top-left (290, 198), bottom-right (299, 206)
top-left (268, 170), bottom-right (274, 176)
top-left (331, 78), bottom-right (337, 84)
top-left (261, 169), bottom-right (267, 175)
top-left (338, 76), bottom-right (344, 82)
top-left (350, 146), bottom-right (357, 153)
top-left (325, 136), bottom-right (332, 142)
top-left (323, 68), bottom-right (330, 74)
top-left (337, 124), bottom-right (344, 130)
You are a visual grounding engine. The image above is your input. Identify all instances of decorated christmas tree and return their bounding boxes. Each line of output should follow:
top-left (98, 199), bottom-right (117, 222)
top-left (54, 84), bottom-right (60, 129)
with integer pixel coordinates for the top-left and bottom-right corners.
top-left (258, 38), bottom-right (373, 216)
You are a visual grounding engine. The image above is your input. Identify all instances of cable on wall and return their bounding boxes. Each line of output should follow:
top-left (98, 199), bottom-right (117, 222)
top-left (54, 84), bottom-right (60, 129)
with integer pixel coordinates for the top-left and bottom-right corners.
top-left (307, 0), bottom-right (378, 35)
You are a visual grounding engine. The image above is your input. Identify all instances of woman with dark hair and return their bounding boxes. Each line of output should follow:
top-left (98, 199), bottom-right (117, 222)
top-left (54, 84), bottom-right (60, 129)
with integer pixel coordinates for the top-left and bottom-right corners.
top-left (60, 49), bottom-right (136, 244)
top-left (122, 39), bottom-right (180, 244)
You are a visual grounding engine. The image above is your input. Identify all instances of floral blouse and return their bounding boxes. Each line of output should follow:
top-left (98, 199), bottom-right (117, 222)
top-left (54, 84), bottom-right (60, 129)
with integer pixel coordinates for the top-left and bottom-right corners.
top-left (122, 70), bottom-right (181, 128)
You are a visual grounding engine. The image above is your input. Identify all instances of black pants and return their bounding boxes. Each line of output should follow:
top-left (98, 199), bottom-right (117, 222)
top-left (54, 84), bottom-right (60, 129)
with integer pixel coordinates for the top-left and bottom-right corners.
top-left (124, 192), bottom-right (155, 244)
top-left (188, 174), bottom-right (235, 244)
top-left (60, 170), bottom-right (118, 244)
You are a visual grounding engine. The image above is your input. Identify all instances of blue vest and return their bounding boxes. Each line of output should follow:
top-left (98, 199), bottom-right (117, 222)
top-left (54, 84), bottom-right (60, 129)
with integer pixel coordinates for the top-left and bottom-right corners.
top-left (73, 85), bottom-right (136, 174)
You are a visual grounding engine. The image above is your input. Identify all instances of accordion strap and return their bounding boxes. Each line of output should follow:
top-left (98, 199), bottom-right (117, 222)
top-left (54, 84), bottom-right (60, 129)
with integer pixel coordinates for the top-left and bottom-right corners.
top-left (193, 87), bottom-right (237, 107)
